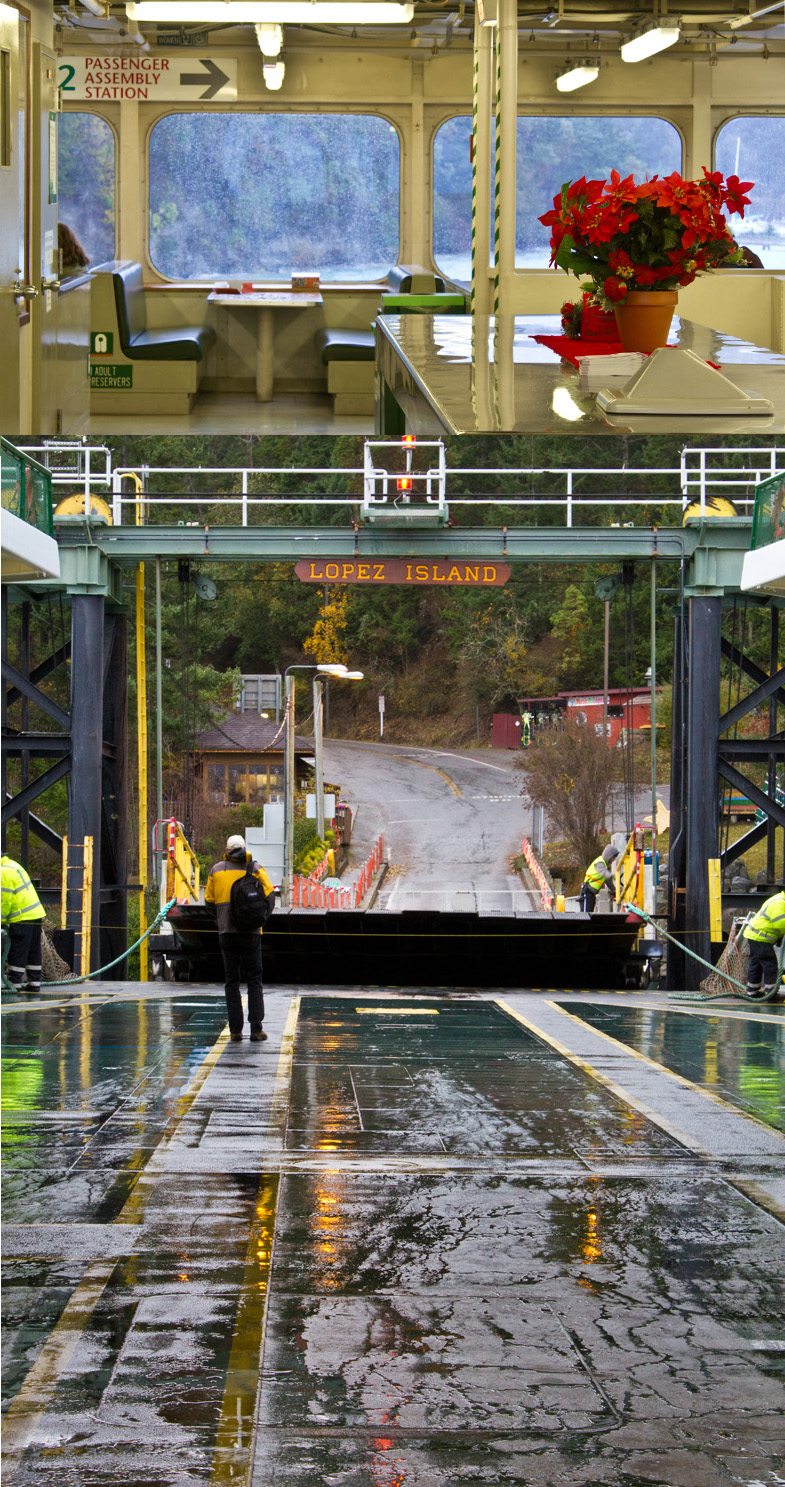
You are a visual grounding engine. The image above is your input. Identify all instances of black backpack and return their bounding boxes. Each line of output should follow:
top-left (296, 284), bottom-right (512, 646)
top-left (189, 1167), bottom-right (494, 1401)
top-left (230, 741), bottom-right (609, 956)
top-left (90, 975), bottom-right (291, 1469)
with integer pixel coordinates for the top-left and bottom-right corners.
top-left (230, 861), bottom-right (275, 932)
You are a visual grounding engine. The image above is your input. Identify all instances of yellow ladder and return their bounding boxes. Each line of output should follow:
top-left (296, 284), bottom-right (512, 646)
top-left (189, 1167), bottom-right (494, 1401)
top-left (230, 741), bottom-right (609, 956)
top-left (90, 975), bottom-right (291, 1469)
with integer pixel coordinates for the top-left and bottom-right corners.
top-left (61, 835), bottom-right (94, 976)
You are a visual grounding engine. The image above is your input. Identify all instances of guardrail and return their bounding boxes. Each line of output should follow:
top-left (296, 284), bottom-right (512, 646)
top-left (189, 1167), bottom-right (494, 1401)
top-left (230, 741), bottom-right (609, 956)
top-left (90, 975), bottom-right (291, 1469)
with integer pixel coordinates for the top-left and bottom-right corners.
top-left (291, 835), bottom-right (384, 910)
top-left (519, 838), bottom-right (553, 911)
top-left (15, 440), bottom-right (783, 527)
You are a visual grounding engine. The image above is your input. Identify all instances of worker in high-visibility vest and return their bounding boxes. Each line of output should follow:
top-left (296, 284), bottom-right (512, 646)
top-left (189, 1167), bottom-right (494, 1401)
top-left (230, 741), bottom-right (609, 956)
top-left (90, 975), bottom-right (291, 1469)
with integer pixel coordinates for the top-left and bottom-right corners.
top-left (742, 888), bottom-right (785, 1001)
top-left (578, 845), bottom-right (619, 913)
top-left (1, 854), bottom-right (46, 993)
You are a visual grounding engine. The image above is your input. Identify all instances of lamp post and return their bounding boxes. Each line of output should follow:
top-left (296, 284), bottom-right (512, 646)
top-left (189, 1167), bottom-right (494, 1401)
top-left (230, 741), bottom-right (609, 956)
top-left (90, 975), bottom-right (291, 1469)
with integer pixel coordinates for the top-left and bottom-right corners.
top-left (282, 662), bottom-right (363, 906)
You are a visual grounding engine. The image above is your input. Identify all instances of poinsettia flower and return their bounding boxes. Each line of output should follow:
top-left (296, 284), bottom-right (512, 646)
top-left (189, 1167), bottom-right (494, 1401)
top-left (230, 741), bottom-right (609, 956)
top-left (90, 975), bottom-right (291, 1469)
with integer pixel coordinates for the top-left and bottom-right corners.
top-left (724, 174), bottom-right (754, 217)
top-left (603, 276), bottom-right (628, 302)
top-left (632, 265), bottom-right (658, 286)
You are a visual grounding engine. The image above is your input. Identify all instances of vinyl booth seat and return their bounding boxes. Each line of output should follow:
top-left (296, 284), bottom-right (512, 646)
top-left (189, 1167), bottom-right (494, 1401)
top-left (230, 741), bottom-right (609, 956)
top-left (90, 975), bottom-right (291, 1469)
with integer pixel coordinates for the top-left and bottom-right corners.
top-left (90, 261), bottom-right (216, 415)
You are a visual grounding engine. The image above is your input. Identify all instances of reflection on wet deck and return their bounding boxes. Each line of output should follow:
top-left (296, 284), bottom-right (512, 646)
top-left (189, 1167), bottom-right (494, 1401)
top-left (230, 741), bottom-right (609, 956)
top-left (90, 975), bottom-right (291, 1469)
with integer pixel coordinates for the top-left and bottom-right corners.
top-left (563, 1001), bottom-right (785, 1131)
top-left (2, 988), bottom-right (784, 1486)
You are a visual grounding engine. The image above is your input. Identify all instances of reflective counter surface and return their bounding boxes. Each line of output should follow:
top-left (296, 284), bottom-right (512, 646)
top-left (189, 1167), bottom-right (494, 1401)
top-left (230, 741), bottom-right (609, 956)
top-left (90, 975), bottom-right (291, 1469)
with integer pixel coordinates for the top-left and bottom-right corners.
top-left (375, 313), bottom-right (785, 434)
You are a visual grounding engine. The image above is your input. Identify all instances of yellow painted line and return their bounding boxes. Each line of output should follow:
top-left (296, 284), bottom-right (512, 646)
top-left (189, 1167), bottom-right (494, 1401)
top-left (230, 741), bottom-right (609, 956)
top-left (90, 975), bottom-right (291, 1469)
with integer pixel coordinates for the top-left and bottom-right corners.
top-left (356, 1007), bottom-right (439, 1015)
top-left (495, 997), bottom-right (717, 1159)
top-left (1, 1025), bottom-right (233, 1474)
top-left (546, 1000), bottom-right (785, 1141)
top-left (209, 996), bottom-right (299, 1487)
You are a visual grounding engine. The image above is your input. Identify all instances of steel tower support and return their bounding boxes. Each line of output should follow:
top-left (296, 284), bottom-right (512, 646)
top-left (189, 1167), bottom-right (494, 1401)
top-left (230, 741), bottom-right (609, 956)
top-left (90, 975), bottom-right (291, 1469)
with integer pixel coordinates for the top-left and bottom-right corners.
top-left (684, 597), bottom-right (722, 988)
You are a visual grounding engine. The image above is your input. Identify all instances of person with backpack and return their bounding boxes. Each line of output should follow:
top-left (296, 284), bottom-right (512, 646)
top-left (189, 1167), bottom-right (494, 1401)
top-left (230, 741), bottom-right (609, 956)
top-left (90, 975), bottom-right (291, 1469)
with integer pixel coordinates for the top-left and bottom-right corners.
top-left (205, 835), bottom-right (275, 1042)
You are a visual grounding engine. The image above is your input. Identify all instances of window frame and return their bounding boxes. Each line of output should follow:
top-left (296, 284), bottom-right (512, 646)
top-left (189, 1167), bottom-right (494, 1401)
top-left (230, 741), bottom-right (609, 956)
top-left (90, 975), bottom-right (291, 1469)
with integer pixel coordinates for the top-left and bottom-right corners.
top-left (145, 105), bottom-right (404, 285)
top-left (430, 107), bottom-right (686, 280)
top-left (57, 106), bottom-right (118, 268)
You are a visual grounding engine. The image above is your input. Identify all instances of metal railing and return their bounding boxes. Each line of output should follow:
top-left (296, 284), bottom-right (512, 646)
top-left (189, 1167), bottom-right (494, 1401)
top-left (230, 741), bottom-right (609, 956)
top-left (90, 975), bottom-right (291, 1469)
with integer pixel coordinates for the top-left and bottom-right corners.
top-left (15, 438), bottom-right (784, 530)
top-left (1, 438), bottom-right (54, 537)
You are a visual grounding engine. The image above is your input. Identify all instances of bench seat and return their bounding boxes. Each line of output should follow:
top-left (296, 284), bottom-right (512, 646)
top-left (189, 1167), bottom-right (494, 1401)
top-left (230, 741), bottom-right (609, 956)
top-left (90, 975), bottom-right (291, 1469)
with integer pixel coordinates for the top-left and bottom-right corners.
top-left (90, 260), bottom-right (216, 414)
top-left (315, 328), bottom-right (376, 363)
top-left (315, 328), bottom-right (376, 414)
top-left (113, 262), bottom-right (216, 362)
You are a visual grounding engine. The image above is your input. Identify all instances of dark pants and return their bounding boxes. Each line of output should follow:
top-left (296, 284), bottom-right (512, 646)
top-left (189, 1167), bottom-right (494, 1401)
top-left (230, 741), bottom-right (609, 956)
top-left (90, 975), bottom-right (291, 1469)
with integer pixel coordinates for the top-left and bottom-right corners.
top-left (6, 920), bottom-right (43, 991)
top-left (578, 883), bottom-right (597, 913)
top-left (218, 931), bottom-right (264, 1033)
top-left (746, 939), bottom-right (780, 997)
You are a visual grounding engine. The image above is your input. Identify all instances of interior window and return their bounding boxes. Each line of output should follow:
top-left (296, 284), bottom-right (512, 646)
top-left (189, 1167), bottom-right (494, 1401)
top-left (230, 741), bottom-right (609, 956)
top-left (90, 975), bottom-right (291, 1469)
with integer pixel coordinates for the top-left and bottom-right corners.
top-left (57, 111), bottom-right (116, 268)
top-left (148, 112), bottom-right (400, 281)
top-left (433, 114), bottom-right (682, 281)
top-left (715, 116), bottom-right (785, 269)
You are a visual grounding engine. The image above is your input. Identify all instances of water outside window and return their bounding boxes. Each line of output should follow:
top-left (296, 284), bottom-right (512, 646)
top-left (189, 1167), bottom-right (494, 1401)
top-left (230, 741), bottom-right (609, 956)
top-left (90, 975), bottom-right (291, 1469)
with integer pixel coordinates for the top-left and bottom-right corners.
top-left (57, 112), bottom-right (116, 268)
top-left (148, 112), bottom-right (400, 281)
top-left (715, 116), bottom-right (785, 269)
top-left (433, 114), bottom-right (682, 282)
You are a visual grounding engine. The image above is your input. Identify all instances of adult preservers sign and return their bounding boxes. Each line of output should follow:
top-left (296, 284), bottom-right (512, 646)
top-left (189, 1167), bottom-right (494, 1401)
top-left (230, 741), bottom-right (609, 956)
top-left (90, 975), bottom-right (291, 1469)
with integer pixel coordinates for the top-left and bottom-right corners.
top-left (295, 560), bottom-right (511, 587)
top-left (58, 55), bottom-right (237, 103)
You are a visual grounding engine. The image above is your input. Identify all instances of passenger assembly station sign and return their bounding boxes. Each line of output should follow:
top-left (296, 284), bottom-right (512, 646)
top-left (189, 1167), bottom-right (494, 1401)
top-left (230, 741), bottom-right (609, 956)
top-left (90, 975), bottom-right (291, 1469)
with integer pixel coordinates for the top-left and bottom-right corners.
top-left (295, 560), bottom-right (510, 587)
top-left (58, 56), bottom-right (238, 102)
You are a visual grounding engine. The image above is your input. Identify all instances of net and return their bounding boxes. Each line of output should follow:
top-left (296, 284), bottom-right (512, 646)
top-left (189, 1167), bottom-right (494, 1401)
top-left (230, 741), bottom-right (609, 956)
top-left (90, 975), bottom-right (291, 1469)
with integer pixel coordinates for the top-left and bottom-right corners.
top-left (698, 916), bottom-right (750, 999)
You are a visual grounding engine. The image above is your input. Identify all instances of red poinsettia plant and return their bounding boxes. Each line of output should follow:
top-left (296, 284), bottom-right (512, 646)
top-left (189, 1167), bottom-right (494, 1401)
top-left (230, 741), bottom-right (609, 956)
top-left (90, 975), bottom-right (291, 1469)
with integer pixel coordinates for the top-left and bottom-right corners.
top-left (540, 168), bottom-right (753, 307)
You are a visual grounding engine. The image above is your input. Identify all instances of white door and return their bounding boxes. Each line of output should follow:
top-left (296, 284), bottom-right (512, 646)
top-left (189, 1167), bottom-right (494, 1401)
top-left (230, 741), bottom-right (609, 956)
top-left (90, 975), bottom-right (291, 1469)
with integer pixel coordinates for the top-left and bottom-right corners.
top-left (0, 5), bottom-right (31, 432)
top-left (31, 41), bottom-right (59, 431)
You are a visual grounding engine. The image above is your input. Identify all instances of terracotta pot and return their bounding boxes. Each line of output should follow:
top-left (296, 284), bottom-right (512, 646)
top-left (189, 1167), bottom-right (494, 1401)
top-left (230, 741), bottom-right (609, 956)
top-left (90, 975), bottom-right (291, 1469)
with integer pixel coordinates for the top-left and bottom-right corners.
top-left (613, 290), bottom-right (678, 354)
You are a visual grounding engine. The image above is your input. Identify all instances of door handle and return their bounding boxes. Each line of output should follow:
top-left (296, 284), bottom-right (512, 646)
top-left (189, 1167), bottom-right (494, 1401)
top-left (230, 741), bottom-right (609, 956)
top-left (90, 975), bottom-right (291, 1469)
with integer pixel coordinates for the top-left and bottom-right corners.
top-left (41, 276), bottom-right (61, 291)
top-left (15, 282), bottom-right (38, 301)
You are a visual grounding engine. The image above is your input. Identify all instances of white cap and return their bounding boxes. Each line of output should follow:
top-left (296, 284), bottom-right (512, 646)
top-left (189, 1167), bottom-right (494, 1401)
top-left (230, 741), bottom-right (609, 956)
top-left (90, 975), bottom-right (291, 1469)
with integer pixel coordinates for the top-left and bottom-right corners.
top-left (226, 834), bottom-right (246, 854)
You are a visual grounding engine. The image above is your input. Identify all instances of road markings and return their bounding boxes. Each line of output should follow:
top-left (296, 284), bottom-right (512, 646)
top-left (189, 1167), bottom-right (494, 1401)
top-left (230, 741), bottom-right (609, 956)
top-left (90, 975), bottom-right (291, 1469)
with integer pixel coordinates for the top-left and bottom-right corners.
top-left (210, 997), bottom-right (300, 1486)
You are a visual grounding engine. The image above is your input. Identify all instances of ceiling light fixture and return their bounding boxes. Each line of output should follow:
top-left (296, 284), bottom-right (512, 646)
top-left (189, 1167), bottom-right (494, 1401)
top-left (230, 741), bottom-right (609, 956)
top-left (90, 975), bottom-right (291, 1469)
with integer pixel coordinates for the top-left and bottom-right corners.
top-left (729, 2), bottom-right (784, 29)
top-left (255, 20), bottom-right (282, 52)
top-left (127, 0), bottom-right (414, 21)
top-left (620, 22), bottom-right (680, 62)
top-left (556, 60), bottom-right (599, 90)
top-left (263, 58), bottom-right (285, 86)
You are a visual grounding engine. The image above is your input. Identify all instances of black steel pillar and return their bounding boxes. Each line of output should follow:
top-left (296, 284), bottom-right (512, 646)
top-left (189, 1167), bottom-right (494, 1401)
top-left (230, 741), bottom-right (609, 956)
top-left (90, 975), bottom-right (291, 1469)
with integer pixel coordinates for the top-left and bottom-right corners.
top-left (1, 586), bottom-right (6, 852)
top-left (69, 595), bottom-right (105, 971)
top-left (767, 605), bottom-right (780, 883)
top-left (684, 596), bottom-right (722, 989)
top-left (666, 610), bottom-right (686, 990)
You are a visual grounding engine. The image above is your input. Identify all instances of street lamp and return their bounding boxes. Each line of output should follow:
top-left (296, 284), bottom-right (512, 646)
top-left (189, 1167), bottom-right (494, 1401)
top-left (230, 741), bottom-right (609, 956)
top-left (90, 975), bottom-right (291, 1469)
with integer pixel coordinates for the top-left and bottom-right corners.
top-left (282, 662), bottom-right (364, 905)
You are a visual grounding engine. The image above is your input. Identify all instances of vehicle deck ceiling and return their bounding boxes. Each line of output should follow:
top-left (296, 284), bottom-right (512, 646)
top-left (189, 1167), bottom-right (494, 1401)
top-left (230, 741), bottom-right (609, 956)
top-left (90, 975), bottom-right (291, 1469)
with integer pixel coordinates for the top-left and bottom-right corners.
top-left (55, 0), bottom-right (785, 55)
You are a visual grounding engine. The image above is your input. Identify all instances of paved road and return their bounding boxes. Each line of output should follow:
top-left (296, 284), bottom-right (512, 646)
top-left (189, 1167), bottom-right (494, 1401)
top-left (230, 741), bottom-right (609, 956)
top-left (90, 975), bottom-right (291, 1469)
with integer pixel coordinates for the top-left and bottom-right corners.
top-left (323, 740), bottom-right (539, 912)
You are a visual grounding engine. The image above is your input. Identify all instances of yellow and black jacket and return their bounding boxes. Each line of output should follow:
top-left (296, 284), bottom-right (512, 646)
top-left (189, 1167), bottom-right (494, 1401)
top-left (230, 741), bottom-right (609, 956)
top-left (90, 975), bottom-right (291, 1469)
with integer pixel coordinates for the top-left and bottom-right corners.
top-left (205, 851), bottom-right (274, 935)
top-left (1, 856), bottom-right (45, 927)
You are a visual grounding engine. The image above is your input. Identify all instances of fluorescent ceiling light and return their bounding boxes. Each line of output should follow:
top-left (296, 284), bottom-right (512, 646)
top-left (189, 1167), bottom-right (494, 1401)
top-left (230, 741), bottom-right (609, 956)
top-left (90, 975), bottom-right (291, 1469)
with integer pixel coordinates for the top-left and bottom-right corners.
top-left (729, 2), bottom-right (784, 28)
top-left (556, 62), bottom-right (599, 91)
top-left (255, 20), bottom-right (282, 51)
top-left (128, 0), bottom-right (413, 22)
top-left (620, 23), bottom-right (680, 62)
top-left (263, 58), bottom-right (285, 85)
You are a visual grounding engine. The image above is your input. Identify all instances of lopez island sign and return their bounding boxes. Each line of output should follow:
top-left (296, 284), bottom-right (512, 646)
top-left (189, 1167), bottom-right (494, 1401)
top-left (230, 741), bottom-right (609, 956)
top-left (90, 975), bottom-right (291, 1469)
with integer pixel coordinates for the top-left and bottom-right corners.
top-left (295, 559), bottom-right (510, 586)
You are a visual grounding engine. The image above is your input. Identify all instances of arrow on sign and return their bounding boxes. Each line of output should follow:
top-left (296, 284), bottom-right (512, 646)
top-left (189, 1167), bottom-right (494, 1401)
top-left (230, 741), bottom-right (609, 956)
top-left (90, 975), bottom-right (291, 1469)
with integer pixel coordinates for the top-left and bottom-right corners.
top-left (179, 58), bottom-right (230, 99)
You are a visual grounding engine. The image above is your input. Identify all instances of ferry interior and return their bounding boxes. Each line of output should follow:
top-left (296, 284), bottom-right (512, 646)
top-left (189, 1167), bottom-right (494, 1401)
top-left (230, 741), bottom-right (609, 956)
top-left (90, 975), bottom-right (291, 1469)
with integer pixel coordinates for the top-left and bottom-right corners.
top-left (1, 0), bottom-right (784, 435)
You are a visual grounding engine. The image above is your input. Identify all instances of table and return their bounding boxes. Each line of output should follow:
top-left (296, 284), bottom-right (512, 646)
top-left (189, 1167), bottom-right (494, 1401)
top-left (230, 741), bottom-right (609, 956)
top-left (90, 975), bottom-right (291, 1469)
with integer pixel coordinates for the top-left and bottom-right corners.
top-left (208, 289), bottom-right (323, 402)
top-left (375, 313), bottom-right (785, 435)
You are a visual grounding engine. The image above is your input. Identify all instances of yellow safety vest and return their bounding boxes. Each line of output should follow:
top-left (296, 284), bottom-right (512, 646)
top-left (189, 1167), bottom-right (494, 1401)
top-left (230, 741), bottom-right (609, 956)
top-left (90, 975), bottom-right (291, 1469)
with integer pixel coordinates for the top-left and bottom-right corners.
top-left (743, 892), bottom-right (785, 945)
top-left (1, 856), bottom-right (45, 926)
top-left (583, 856), bottom-right (608, 892)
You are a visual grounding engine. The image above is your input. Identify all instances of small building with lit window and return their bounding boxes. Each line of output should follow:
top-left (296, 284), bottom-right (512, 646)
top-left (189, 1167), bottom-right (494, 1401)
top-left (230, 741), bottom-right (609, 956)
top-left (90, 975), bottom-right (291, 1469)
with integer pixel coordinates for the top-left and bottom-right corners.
top-left (196, 714), bottom-right (312, 807)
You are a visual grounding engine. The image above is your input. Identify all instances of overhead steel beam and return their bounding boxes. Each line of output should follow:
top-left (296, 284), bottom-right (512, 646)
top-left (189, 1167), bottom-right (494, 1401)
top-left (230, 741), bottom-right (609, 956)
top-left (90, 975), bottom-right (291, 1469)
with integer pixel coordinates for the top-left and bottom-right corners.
top-left (55, 523), bottom-right (695, 566)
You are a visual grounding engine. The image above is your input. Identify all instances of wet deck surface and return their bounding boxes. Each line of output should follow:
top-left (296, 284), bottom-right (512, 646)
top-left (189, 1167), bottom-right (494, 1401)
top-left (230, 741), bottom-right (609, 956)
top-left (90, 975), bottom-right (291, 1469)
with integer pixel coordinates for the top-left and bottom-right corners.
top-left (2, 984), bottom-right (784, 1486)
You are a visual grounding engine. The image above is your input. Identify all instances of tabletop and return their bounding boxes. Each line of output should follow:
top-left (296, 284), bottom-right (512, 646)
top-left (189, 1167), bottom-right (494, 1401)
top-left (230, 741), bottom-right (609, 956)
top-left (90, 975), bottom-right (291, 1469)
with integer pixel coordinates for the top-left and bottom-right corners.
top-left (207, 290), bottom-right (323, 308)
